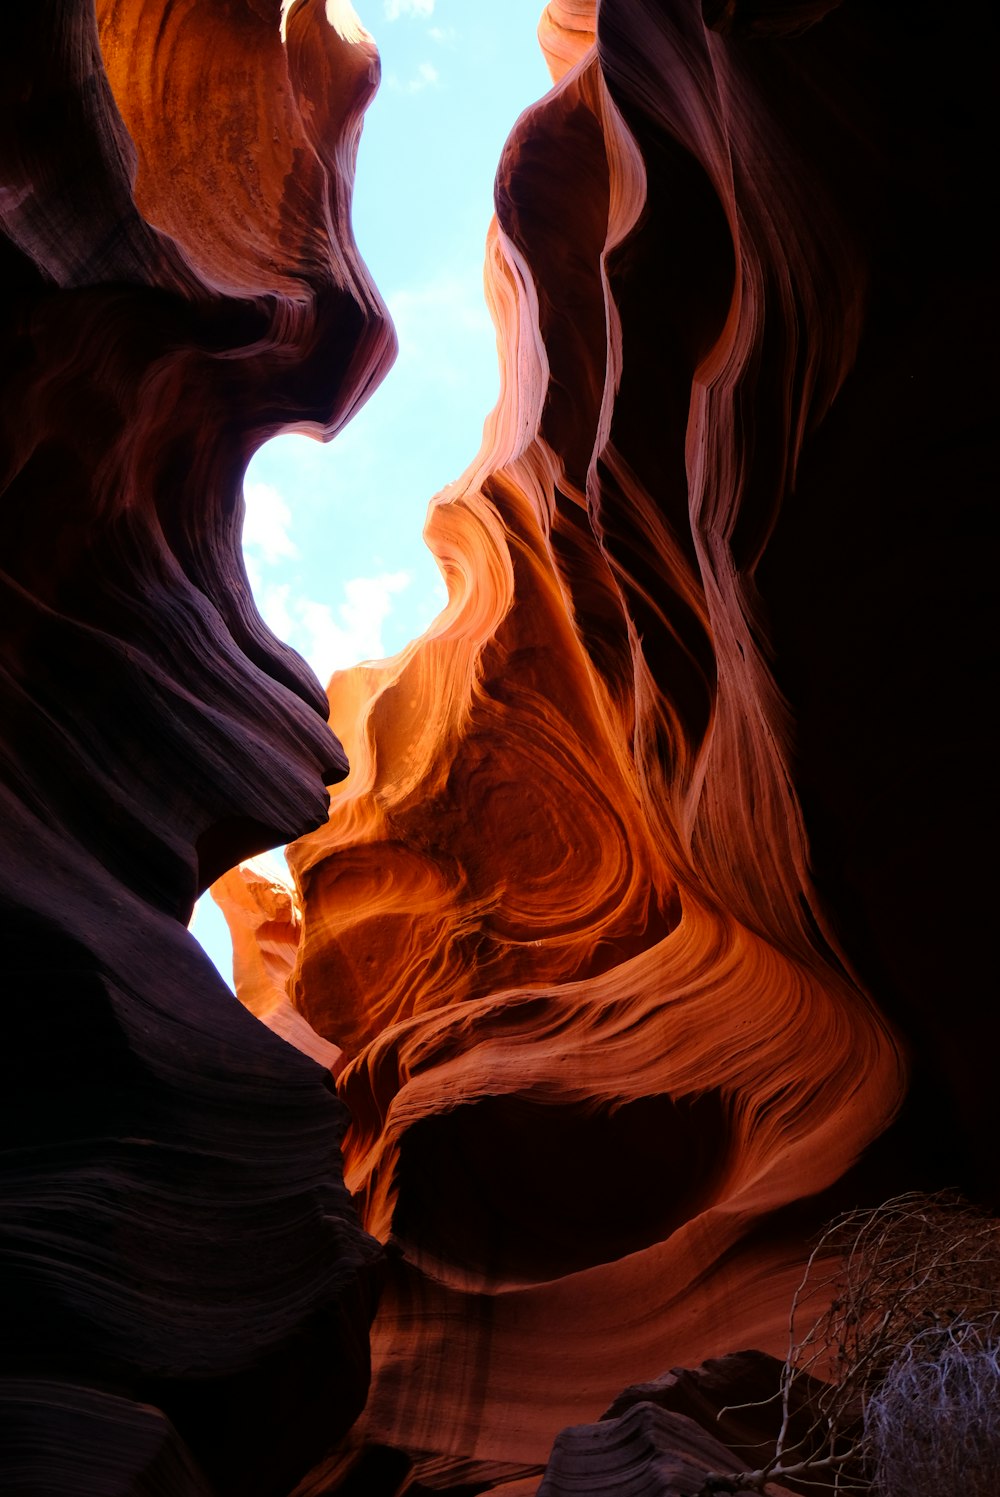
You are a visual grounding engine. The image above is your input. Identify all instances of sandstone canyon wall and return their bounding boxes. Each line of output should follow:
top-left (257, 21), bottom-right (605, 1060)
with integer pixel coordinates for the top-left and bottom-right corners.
top-left (1, 2), bottom-right (392, 1492)
top-left (2, 0), bottom-right (996, 1494)
top-left (220, 0), bottom-right (997, 1489)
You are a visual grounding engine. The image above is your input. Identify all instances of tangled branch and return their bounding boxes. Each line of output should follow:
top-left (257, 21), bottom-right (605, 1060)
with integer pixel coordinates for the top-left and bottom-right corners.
top-left (864, 1316), bottom-right (1000, 1496)
top-left (702, 1190), bottom-right (1000, 1494)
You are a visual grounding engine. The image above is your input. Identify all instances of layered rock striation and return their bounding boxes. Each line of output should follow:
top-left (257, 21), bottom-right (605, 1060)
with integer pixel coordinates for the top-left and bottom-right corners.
top-left (1, 2), bottom-right (392, 1492)
top-left (221, 0), bottom-right (996, 1488)
top-left (2, 0), bottom-right (995, 1493)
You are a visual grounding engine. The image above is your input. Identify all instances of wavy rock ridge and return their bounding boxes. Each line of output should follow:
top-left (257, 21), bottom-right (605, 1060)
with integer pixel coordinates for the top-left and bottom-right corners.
top-left (1, 2), bottom-right (392, 1492)
top-left (2, 0), bottom-right (994, 1493)
top-left (220, 0), bottom-right (996, 1489)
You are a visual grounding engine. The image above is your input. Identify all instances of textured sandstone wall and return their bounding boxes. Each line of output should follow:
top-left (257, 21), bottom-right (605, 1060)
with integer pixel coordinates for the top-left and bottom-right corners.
top-left (2, 0), bottom-right (995, 1494)
top-left (0, 2), bottom-right (391, 1492)
top-left (219, 0), bottom-right (995, 1490)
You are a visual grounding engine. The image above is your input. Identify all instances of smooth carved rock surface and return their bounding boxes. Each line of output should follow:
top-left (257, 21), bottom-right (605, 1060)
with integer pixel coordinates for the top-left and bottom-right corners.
top-left (594, 1351), bottom-right (842, 1496)
top-left (221, 0), bottom-right (996, 1489)
top-left (0, 2), bottom-right (391, 1493)
top-left (537, 1405), bottom-right (796, 1497)
top-left (3, 0), bottom-right (994, 1492)
top-left (533, 1349), bottom-right (846, 1495)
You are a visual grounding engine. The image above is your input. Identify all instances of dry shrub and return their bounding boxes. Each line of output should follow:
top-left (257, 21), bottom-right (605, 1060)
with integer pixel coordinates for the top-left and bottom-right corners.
top-left (864, 1318), bottom-right (1000, 1496)
top-left (704, 1191), bottom-right (1000, 1494)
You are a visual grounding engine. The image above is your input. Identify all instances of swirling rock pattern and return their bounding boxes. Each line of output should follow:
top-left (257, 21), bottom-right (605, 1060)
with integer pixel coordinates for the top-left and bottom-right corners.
top-left (4, 0), bottom-right (994, 1491)
top-left (0, 2), bottom-right (390, 1493)
top-left (220, 0), bottom-right (996, 1489)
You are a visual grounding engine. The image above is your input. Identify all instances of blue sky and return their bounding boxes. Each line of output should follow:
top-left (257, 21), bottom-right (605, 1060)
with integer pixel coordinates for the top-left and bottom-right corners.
top-left (191, 1), bottom-right (553, 981)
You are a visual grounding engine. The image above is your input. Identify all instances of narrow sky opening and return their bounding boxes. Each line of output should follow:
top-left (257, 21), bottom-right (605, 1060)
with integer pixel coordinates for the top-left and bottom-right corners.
top-left (190, 0), bottom-right (553, 981)
top-left (242, 1), bottom-right (552, 683)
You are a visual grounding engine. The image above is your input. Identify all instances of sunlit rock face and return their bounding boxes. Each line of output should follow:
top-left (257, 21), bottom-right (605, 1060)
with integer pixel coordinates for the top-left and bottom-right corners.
top-left (218, 0), bottom-right (994, 1489)
top-left (0, 2), bottom-right (391, 1493)
top-left (4, 0), bottom-right (991, 1491)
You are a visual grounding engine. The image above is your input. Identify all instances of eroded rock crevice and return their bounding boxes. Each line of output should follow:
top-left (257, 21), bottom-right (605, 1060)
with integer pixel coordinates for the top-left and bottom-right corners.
top-left (1, 1), bottom-right (994, 1493)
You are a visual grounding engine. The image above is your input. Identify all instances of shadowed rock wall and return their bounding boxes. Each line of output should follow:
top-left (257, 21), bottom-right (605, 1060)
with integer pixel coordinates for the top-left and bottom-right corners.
top-left (0, 2), bottom-right (392, 1492)
top-left (2, 0), bottom-right (995, 1493)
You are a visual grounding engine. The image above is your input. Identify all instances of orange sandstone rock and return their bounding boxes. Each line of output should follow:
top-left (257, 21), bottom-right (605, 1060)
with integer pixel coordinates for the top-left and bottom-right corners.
top-left (212, 858), bottom-right (344, 1074)
top-left (0, 1), bottom-right (389, 1492)
top-left (3, 0), bottom-right (991, 1492)
top-left (538, 2), bottom-right (596, 83)
top-left (222, 0), bottom-right (994, 1488)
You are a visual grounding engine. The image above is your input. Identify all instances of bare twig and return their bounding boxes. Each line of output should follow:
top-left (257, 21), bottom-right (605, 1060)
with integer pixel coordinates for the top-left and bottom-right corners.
top-left (702, 1191), bottom-right (1000, 1496)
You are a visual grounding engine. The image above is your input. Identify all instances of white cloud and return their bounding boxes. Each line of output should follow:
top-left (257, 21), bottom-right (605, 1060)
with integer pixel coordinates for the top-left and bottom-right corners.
top-left (383, 0), bottom-right (434, 17)
top-left (427, 25), bottom-right (456, 45)
top-left (242, 482), bottom-right (298, 565)
top-left (384, 60), bottom-right (440, 93)
top-left (258, 572), bottom-right (413, 683)
top-left (257, 581), bottom-right (295, 643)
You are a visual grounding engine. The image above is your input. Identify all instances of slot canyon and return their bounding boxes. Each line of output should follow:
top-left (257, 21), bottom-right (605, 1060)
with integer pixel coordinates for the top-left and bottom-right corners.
top-left (0, 1), bottom-right (995, 1493)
